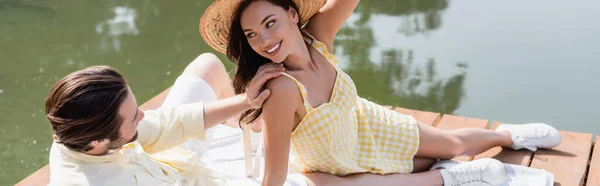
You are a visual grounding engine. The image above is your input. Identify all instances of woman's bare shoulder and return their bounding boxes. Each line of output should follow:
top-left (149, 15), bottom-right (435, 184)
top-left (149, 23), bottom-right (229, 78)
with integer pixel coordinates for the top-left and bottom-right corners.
top-left (263, 74), bottom-right (303, 109)
top-left (265, 74), bottom-right (298, 92)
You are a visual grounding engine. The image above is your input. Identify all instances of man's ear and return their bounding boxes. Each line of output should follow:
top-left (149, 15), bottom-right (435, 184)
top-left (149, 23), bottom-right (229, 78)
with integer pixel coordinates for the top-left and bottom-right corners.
top-left (89, 139), bottom-right (110, 149)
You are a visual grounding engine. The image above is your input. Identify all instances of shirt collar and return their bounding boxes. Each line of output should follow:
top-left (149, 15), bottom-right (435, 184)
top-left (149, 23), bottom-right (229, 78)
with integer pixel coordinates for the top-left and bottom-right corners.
top-left (54, 140), bottom-right (139, 163)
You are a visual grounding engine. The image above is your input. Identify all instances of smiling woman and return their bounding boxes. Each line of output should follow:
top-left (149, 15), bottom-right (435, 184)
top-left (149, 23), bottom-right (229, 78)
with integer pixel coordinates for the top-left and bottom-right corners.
top-left (226, 0), bottom-right (315, 124)
top-left (198, 0), bottom-right (564, 185)
top-left (8, 0), bottom-right (600, 184)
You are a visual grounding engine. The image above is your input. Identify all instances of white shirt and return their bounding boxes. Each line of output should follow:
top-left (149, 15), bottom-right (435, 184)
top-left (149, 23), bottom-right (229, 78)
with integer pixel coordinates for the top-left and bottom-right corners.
top-left (48, 102), bottom-right (227, 186)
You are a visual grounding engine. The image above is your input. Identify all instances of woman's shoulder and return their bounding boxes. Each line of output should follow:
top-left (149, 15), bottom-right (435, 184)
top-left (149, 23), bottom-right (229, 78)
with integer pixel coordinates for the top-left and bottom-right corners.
top-left (263, 74), bottom-right (303, 111)
top-left (265, 73), bottom-right (301, 95)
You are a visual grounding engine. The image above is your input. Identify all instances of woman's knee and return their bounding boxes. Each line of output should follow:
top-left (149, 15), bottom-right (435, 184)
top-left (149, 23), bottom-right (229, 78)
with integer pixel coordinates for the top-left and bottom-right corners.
top-left (416, 124), bottom-right (466, 159)
top-left (446, 131), bottom-right (466, 158)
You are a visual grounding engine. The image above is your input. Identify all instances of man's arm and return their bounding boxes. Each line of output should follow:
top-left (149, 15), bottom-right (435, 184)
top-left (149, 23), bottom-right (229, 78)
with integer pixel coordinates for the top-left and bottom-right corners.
top-left (135, 102), bottom-right (207, 154)
top-left (203, 94), bottom-right (251, 129)
top-left (136, 63), bottom-right (284, 154)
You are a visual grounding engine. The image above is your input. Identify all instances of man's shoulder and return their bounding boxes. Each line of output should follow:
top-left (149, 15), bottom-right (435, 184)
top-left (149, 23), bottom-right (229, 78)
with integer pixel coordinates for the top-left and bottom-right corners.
top-left (48, 143), bottom-right (137, 186)
top-left (49, 162), bottom-right (137, 186)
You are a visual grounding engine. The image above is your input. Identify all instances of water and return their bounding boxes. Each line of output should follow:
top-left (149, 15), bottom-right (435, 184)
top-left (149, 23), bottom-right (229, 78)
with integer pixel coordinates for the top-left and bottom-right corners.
top-left (1, 0), bottom-right (599, 184)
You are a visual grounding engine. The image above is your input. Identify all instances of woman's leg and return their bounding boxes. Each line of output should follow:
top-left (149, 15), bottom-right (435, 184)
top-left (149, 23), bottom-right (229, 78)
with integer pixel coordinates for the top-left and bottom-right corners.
top-left (412, 157), bottom-right (437, 173)
top-left (415, 123), bottom-right (513, 159)
top-left (304, 157), bottom-right (509, 186)
top-left (303, 170), bottom-right (444, 186)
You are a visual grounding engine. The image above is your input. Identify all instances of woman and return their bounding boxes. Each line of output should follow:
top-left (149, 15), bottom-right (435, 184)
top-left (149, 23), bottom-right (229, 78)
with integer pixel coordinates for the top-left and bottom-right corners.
top-left (198, 0), bottom-right (562, 185)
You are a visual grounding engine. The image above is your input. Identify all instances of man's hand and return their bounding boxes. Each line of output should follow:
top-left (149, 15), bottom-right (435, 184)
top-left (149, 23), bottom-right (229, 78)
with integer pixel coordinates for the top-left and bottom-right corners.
top-left (203, 63), bottom-right (283, 129)
top-left (245, 63), bottom-right (285, 109)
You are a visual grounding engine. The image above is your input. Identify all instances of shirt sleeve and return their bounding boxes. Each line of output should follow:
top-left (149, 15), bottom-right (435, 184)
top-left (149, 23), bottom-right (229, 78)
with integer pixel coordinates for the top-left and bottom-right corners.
top-left (136, 101), bottom-right (206, 154)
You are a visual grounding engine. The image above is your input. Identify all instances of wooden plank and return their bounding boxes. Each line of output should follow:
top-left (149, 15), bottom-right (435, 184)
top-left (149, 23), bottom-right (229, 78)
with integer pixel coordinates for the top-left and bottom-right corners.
top-left (139, 87), bottom-right (171, 110)
top-left (16, 87), bottom-right (172, 186)
top-left (394, 107), bottom-right (440, 126)
top-left (435, 114), bottom-right (489, 161)
top-left (586, 136), bottom-right (600, 186)
top-left (530, 131), bottom-right (593, 186)
top-left (15, 164), bottom-right (49, 186)
top-left (473, 122), bottom-right (534, 166)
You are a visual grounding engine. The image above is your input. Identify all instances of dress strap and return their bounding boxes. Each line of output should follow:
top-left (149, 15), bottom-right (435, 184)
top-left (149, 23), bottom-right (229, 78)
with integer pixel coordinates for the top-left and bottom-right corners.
top-left (242, 124), bottom-right (265, 178)
top-left (280, 72), bottom-right (313, 112)
top-left (301, 30), bottom-right (340, 67)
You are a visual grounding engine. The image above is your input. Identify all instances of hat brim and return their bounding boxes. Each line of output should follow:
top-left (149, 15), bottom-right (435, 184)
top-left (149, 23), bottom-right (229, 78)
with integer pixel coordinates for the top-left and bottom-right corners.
top-left (199, 0), bottom-right (325, 54)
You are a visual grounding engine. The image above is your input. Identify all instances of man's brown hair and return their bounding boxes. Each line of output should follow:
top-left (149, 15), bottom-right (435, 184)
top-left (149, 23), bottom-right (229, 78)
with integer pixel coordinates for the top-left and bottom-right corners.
top-left (45, 66), bottom-right (128, 152)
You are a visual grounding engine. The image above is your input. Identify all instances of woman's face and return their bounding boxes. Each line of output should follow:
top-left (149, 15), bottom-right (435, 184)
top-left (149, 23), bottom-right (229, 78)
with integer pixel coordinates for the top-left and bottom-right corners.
top-left (240, 1), bottom-right (300, 63)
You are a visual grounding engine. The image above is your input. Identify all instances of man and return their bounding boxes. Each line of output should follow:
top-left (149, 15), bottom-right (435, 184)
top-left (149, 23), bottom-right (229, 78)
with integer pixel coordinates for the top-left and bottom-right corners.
top-left (46, 53), bottom-right (504, 186)
top-left (46, 52), bottom-right (286, 186)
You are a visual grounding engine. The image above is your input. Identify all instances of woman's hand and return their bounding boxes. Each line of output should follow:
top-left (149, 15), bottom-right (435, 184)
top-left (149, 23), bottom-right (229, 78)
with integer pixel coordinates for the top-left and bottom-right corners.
top-left (245, 63), bottom-right (285, 109)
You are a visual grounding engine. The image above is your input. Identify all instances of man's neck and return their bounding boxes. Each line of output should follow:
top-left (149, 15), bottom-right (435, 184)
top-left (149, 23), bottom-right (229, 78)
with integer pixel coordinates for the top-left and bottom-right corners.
top-left (84, 147), bottom-right (112, 156)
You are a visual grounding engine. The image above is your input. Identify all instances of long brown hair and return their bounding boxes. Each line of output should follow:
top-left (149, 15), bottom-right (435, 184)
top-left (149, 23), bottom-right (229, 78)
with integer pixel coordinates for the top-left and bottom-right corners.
top-left (227, 0), bottom-right (311, 127)
top-left (45, 66), bottom-right (128, 152)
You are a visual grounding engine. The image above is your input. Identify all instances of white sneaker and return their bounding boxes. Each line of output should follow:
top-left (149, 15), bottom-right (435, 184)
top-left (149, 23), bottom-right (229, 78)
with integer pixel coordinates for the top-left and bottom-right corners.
top-left (431, 159), bottom-right (461, 170)
top-left (495, 123), bottom-right (561, 151)
top-left (436, 158), bottom-right (507, 186)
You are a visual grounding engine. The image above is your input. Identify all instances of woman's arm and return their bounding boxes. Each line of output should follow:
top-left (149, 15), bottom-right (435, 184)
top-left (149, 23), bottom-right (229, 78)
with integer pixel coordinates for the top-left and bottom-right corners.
top-left (305, 0), bottom-right (360, 51)
top-left (261, 76), bottom-right (303, 186)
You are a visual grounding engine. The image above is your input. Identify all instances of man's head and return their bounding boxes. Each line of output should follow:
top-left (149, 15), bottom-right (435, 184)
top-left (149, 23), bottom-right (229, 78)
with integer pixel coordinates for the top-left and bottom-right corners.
top-left (45, 66), bottom-right (144, 155)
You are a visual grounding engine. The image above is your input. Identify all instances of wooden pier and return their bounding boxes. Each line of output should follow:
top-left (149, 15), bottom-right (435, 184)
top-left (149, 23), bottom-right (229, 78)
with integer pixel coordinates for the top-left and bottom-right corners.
top-left (16, 88), bottom-right (600, 186)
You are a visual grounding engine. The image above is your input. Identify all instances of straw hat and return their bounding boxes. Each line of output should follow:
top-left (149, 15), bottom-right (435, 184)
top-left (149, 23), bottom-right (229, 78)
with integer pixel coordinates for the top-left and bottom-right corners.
top-left (199, 0), bottom-right (325, 54)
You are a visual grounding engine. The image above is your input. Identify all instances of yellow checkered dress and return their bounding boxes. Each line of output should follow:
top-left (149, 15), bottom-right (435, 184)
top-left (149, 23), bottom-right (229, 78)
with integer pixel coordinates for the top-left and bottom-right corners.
top-left (282, 34), bottom-right (421, 176)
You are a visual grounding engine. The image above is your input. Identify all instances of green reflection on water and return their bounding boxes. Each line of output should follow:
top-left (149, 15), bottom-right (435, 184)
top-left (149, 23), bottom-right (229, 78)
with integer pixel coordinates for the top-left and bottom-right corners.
top-left (336, 0), bottom-right (465, 114)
